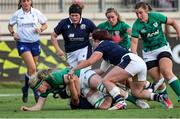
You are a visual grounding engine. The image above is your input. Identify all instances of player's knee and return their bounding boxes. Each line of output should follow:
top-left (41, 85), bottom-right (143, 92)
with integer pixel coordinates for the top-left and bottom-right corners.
top-left (131, 90), bottom-right (141, 98)
top-left (160, 69), bottom-right (173, 79)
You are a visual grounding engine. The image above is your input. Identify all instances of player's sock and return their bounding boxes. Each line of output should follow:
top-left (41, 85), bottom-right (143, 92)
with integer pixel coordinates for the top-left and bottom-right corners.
top-left (109, 87), bottom-right (124, 102)
top-left (22, 73), bottom-right (29, 95)
top-left (28, 74), bottom-right (39, 102)
top-left (97, 83), bottom-right (106, 93)
top-left (150, 93), bottom-right (162, 102)
top-left (21, 73), bottom-right (29, 103)
top-left (168, 76), bottom-right (180, 99)
top-left (125, 94), bottom-right (137, 105)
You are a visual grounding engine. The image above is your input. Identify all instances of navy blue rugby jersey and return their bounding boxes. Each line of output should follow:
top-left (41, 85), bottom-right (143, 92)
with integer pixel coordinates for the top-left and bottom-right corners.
top-left (94, 40), bottom-right (129, 65)
top-left (54, 18), bottom-right (96, 53)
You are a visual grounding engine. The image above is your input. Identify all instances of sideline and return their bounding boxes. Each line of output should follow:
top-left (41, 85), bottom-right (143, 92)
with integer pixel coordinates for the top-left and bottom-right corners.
top-left (0, 94), bottom-right (31, 97)
top-left (0, 93), bottom-right (53, 97)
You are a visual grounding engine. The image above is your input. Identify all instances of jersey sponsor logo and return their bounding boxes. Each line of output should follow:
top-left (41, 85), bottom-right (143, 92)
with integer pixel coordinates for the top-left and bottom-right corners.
top-left (20, 47), bottom-right (24, 51)
top-left (69, 37), bottom-right (84, 41)
top-left (68, 33), bottom-right (75, 38)
top-left (147, 29), bottom-right (159, 38)
top-left (19, 23), bottom-right (35, 28)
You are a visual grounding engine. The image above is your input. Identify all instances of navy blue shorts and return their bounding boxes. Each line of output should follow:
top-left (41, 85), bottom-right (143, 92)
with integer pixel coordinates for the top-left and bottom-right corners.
top-left (70, 96), bottom-right (94, 109)
top-left (16, 41), bottom-right (41, 57)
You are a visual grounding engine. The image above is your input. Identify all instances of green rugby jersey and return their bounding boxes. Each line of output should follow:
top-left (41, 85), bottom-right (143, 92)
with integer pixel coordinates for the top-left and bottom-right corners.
top-left (132, 12), bottom-right (168, 52)
top-left (98, 21), bottom-right (131, 49)
top-left (40, 68), bottom-right (80, 97)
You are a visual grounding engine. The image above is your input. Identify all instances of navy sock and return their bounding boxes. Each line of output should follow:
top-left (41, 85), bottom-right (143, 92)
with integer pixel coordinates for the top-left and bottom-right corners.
top-left (22, 74), bottom-right (29, 95)
top-left (114, 95), bottom-right (123, 103)
top-left (33, 90), bottom-right (39, 97)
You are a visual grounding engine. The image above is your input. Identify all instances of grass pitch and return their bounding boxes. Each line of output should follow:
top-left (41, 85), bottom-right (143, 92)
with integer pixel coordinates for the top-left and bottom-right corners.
top-left (0, 82), bottom-right (180, 118)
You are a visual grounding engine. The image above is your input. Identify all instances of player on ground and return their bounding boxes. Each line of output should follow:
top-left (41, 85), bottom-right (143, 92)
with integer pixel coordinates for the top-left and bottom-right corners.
top-left (20, 68), bottom-right (114, 111)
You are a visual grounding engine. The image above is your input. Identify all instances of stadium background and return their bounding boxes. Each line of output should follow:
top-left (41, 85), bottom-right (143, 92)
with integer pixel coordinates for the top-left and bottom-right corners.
top-left (0, 0), bottom-right (180, 81)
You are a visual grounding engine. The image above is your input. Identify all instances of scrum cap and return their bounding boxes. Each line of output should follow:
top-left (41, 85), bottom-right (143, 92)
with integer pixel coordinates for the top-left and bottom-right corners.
top-left (29, 69), bottom-right (53, 90)
top-left (69, 4), bottom-right (82, 16)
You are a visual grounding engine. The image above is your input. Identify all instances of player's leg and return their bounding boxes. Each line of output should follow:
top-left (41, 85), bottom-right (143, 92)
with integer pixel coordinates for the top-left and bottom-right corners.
top-left (103, 66), bottom-right (129, 110)
top-left (82, 88), bottom-right (112, 109)
top-left (158, 52), bottom-right (180, 102)
top-left (21, 51), bottom-right (37, 103)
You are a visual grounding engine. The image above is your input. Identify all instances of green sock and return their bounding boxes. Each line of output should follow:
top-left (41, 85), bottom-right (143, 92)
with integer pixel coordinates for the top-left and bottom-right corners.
top-left (159, 89), bottom-right (168, 94)
top-left (169, 78), bottom-right (180, 97)
top-left (97, 83), bottom-right (106, 93)
top-left (126, 94), bottom-right (137, 105)
top-left (157, 87), bottom-right (168, 95)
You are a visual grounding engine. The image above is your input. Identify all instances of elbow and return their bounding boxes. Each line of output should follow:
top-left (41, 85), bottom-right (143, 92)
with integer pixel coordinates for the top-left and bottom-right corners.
top-left (45, 23), bottom-right (48, 29)
top-left (51, 33), bottom-right (56, 42)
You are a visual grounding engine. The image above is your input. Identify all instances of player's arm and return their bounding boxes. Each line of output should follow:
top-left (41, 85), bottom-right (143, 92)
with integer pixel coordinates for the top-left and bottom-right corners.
top-left (51, 32), bottom-right (66, 60)
top-left (20, 97), bottom-right (46, 111)
top-left (166, 17), bottom-right (180, 40)
top-left (67, 75), bottom-right (80, 106)
top-left (8, 24), bottom-right (20, 40)
top-left (69, 52), bottom-right (103, 75)
top-left (35, 23), bottom-right (48, 34)
top-left (130, 37), bottom-right (139, 54)
top-left (8, 24), bottom-right (14, 36)
top-left (127, 28), bottom-right (132, 36)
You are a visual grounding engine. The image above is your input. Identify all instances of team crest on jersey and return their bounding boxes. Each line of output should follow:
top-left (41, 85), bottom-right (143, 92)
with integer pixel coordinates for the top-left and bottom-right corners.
top-left (141, 29), bottom-right (146, 33)
top-left (153, 22), bottom-right (158, 27)
top-left (80, 24), bottom-right (86, 29)
top-left (67, 25), bottom-right (70, 29)
top-left (114, 31), bottom-right (120, 35)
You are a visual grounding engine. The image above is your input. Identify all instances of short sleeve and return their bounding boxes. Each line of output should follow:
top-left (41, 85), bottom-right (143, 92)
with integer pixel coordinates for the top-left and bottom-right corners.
top-left (151, 12), bottom-right (167, 24)
top-left (54, 21), bottom-right (63, 35)
top-left (36, 9), bottom-right (47, 24)
top-left (131, 21), bottom-right (140, 38)
top-left (9, 13), bottom-right (17, 26)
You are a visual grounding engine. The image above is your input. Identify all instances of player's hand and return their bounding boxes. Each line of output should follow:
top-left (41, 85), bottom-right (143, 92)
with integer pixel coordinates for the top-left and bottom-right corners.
top-left (68, 69), bottom-right (75, 79)
top-left (56, 50), bottom-right (66, 61)
top-left (35, 28), bottom-right (42, 34)
top-left (71, 98), bottom-right (79, 106)
top-left (176, 35), bottom-right (180, 40)
top-left (21, 106), bottom-right (29, 111)
top-left (12, 33), bottom-right (20, 41)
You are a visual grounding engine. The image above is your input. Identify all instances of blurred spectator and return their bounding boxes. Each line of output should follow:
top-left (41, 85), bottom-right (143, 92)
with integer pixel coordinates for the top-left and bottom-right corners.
top-left (159, 0), bottom-right (173, 8)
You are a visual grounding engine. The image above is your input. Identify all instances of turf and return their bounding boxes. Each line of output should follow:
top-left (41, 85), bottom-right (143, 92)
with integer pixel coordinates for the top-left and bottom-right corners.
top-left (0, 83), bottom-right (180, 118)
